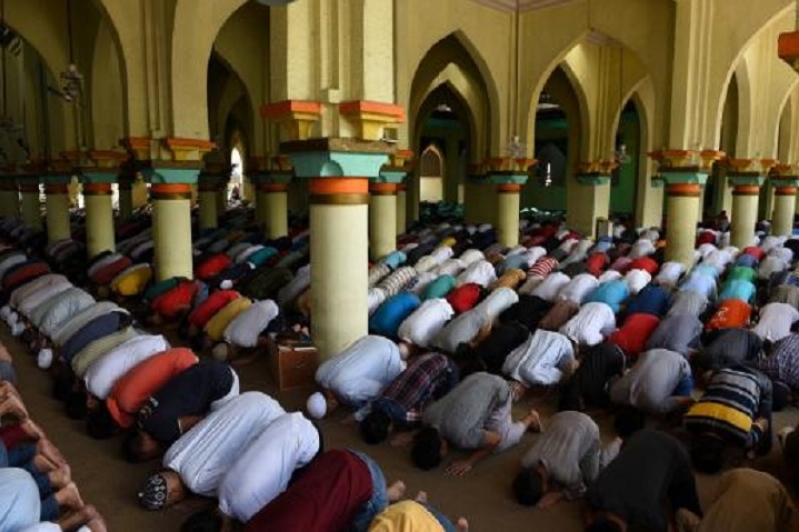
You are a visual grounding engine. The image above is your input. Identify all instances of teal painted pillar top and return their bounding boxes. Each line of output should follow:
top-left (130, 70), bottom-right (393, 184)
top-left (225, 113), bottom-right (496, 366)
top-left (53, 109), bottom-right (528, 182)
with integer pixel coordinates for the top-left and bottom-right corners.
top-left (282, 138), bottom-right (393, 179)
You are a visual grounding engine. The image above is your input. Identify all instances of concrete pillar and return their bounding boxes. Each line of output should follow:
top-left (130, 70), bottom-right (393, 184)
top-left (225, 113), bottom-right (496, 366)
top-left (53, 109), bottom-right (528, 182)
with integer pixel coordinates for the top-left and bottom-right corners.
top-left (368, 182), bottom-right (397, 260)
top-left (198, 185), bottom-right (219, 230)
top-left (396, 183), bottom-right (407, 235)
top-left (256, 183), bottom-right (289, 240)
top-left (772, 186), bottom-right (797, 237)
top-left (0, 182), bottom-right (17, 218)
top-left (152, 183), bottom-right (193, 281)
top-left (496, 184), bottom-right (522, 248)
top-left (83, 183), bottom-right (116, 258)
top-left (44, 184), bottom-right (71, 243)
top-left (217, 187), bottom-right (227, 215)
top-left (19, 183), bottom-right (41, 228)
top-left (665, 183), bottom-right (701, 268)
top-left (731, 185), bottom-right (760, 249)
top-left (308, 177), bottom-right (369, 359)
top-left (117, 181), bottom-right (133, 221)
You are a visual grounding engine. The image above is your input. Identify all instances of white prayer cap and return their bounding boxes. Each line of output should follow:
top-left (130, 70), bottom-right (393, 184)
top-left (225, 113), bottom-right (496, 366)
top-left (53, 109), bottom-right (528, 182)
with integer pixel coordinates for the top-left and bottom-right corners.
top-left (306, 392), bottom-right (327, 420)
top-left (211, 343), bottom-right (230, 361)
top-left (220, 280), bottom-right (233, 290)
top-left (37, 348), bottom-right (53, 369)
top-left (0, 305), bottom-right (10, 320)
top-left (10, 322), bottom-right (24, 337)
top-left (7, 312), bottom-right (18, 326)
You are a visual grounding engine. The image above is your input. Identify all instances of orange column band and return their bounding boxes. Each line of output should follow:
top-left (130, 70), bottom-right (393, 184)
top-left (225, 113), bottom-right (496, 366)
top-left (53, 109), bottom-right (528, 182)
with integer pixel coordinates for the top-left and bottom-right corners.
top-left (733, 185), bottom-right (760, 196)
top-left (497, 184), bottom-right (522, 193)
top-left (257, 183), bottom-right (289, 193)
top-left (775, 186), bottom-right (798, 196)
top-left (666, 183), bottom-right (702, 197)
top-left (83, 183), bottom-right (112, 195)
top-left (309, 177), bottom-right (369, 205)
top-left (151, 183), bottom-right (193, 200)
top-left (45, 184), bottom-right (69, 194)
top-left (369, 183), bottom-right (398, 195)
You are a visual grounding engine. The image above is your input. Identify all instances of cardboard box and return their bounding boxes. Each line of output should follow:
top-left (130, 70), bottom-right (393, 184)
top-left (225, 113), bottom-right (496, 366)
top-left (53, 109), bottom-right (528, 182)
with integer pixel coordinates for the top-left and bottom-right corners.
top-left (269, 341), bottom-right (319, 391)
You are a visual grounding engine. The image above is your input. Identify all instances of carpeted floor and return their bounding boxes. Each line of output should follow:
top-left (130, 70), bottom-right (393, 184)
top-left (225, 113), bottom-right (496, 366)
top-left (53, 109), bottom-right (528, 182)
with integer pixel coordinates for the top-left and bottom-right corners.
top-left (8, 322), bottom-right (799, 532)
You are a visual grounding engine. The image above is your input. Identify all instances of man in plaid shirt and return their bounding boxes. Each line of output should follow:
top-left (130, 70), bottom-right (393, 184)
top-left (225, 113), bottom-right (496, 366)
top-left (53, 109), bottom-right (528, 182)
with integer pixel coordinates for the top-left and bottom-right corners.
top-left (358, 352), bottom-right (458, 444)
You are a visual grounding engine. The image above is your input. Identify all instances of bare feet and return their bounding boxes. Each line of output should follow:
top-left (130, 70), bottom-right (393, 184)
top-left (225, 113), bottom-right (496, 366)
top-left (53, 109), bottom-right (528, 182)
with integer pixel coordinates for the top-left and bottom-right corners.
top-left (33, 453), bottom-right (58, 473)
top-left (523, 409), bottom-right (543, 433)
top-left (58, 504), bottom-right (105, 532)
top-left (37, 438), bottom-right (67, 466)
top-left (386, 480), bottom-right (406, 502)
top-left (49, 463), bottom-right (72, 489)
top-left (55, 482), bottom-right (84, 511)
top-left (456, 517), bottom-right (470, 531)
top-left (415, 491), bottom-right (428, 503)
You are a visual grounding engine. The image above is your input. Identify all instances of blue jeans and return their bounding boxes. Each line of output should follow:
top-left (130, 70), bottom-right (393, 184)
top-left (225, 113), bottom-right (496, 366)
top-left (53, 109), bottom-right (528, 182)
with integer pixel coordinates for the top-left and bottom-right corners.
top-left (674, 374), bottom-right (694, 397)
top-left (348, 450), bottom-right (389, 532)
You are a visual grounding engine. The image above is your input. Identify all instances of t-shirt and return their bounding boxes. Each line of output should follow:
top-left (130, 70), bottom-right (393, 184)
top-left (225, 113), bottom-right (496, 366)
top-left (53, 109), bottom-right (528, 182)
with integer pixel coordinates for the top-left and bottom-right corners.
top-left (706, 299), bottom-right (752, 331)
top-left (397, 299), bottom-right (455, 348)
top-left (625, 284), bottom-right (670, 317)
top-left (607, 313), bottom-right (661, 358)
top-left (205, 298), bottom-right (253, 341)
top-left (224, 300), bottom-right (281, 348)
top-left (84, 334), bottom-right (170, 399)
top-left (244, 450), bottom-right (372, 532)
top-left (696, 329), bottom-right (764, 371)
top-left (422, 372), bottom-right (509, 449)
top-left (751, 302), bottom-right (799, 343)
top-left (106, 348), bottom-right (198, 428)
top-left (718, 279), bottom-right (756, 304)
top-left (609, 349), bottom-right (692, 414)
top-left (150, 281), bottom-right (199, 319)
top-left (196, 254), bottom-right (232, 281)
top-left (587, 429), bottom-right (696, 532)
top-left (137, 361), bottom-right (237, 444)
top-left (583, 280), bottom-right (630, 314)
top-left (645, 313), bottom-right (702, 355)
top-left (421, 275), bottom-right (456, 300)
top-left (367, 501), bottom-right (448, 532)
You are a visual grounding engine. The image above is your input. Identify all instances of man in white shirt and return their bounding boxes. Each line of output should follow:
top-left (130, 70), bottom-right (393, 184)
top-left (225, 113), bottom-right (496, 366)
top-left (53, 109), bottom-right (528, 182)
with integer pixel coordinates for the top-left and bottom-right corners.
top-left (624, 269), bottom-right (652, 295)
top-left (557, 274), bottom-right (599, 305)
top-left (397, 299), bottom-right (455, 348)
top-left (751, 302), bottom-right (799, 343)
top-left (456, 260), bottom-right (497, 288)
top-left (83, 334), bottom-right (170, 399)
top-left (503, 329), bottom-right (577, 392)
top-left (560, 302), bottom-right (616, 346)
top-left (309, 335), bottom-right (407, 418)
top-left (654, 262), bottom-right (686, 288)
top-left (531, 272), bottom-right (571, 302)
top-left (138, 392), bottom-right (285, 510)
top-left (214, 299), bottom-right (282, 362)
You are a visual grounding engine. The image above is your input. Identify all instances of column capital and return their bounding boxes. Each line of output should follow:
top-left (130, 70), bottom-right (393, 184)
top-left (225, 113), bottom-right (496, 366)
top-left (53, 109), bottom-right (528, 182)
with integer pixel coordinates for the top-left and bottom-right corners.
top-left (149, 161), bottom-right (202, 185)
top-left (649, 149), bottom-right (725, 173)
top-left (120, 137), bottom-right (153, 160)
top-left (576, 159), bottom-right (616, 186)
top-left (487, 172), bottom-right (529, 186)
top-left (339, 101), bottom-right (405, 141)
top-left (161, 138), bottom-right (216, 162)
top-left (488, 156), bottom-right (536, 174)
top-left (261, 100), bottom-right (322, 141)
top-left (779, 31), bottom-right (799, 72)
top-left (282, 138), bottom-right (393, 179)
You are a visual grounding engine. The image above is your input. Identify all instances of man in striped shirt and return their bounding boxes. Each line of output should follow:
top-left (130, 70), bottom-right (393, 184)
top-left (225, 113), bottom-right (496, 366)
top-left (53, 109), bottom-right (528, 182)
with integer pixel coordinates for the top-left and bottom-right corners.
top-left (684, 366), bottom-right (772, 473)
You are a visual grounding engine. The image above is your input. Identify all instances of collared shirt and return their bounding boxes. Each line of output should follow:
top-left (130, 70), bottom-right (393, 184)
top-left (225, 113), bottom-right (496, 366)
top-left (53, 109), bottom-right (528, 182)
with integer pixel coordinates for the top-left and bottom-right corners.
top-left (520, 411), bottom-right (602, 500)
top-left (503, 329), bottom-right (575, 386)
top-left (397, 299), bottom-right (455, 348)
top-left (219, 412), bottom-right (320, 523)
top-left (164, 392), bottom-right (285, 497)
top-left (758, 333), bottom-right (799, 389)
top-left (370, 353), bottom-right (457, 425)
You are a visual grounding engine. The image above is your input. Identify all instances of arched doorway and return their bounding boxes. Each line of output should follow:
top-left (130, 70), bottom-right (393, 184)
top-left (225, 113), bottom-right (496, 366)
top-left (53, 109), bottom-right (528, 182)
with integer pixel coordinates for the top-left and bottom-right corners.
top-left (610, 101), bottom-right (641, 220)
top-left (419, 145), bottom-right (444, 202)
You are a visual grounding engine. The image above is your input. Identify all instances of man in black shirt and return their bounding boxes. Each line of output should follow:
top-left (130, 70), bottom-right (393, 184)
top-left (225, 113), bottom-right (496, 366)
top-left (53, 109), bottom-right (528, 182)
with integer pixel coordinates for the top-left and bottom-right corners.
top-left (584, 429), bottom-right (701, 532)
top-left (123, 360), bottom-right (238, 463)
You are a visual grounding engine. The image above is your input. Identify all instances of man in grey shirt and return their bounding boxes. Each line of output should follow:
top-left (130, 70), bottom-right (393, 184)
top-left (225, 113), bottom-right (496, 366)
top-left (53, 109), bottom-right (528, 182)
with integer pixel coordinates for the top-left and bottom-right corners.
top-left (610, 349), bottom-right (694, 415)
top-left (667, 290), bottom-right (708, 318)
top-left (512, 411), bottom-right (620, 509)
top-left (645, 313), bottom-right (702, 357)
top-left (411, 372), bottom-right (540, 475)
top-left (431, 308), bottom-right (490, 354)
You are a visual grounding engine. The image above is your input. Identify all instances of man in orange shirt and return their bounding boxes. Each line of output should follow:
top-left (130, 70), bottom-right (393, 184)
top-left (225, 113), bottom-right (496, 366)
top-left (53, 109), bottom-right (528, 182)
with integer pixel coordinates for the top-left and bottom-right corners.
top-left (86, 347), bottom-right (199, 439)
top-left (705, 299), bottom-right (752, 333)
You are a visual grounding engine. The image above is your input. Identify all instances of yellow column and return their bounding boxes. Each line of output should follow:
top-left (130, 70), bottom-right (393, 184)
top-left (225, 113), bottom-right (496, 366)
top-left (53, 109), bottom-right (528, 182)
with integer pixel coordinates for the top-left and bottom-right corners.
top-left (369, 182), bottom-right (397, 260)
top-left (665, 183), bottom-right (701, 268)
top-left (396, 183), bottom-right (407, 235)
top-left (83, 183), bottom-right (116, 258)
top-left (772, 185), bottom-right (797, 237)
top-left (731, 185), bottom-right (760, 249)
top-left (309, 177), bottom-right (369, 359)
top-left (19, 183), bottom-right (41, 228)
top-left (257, 183), bottom-right (289, 239)
top-left (44, 184), bottom-right (71, 243)
top-left (152, 183), bottom-right (193, 281)
top-left (198, 185), bottom-right (219, 230)
top-left (496, 184), bottom-right (522, 248)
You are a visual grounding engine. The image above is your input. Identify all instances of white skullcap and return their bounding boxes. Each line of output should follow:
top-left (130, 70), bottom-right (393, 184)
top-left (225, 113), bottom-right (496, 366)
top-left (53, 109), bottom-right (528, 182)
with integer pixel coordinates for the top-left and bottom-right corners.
top-left (37, 348), bottom-right (53, 369)
top-left (220, 280), bottom-right (233, 290)
top-left (0, 305), bottom-right (10, 320)
top-left (7, 312), bottom-right (18, 326)
top-left (211, 343), bottom-right (229, 361)
top-left (306, 391), bottom-right (327, 420)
